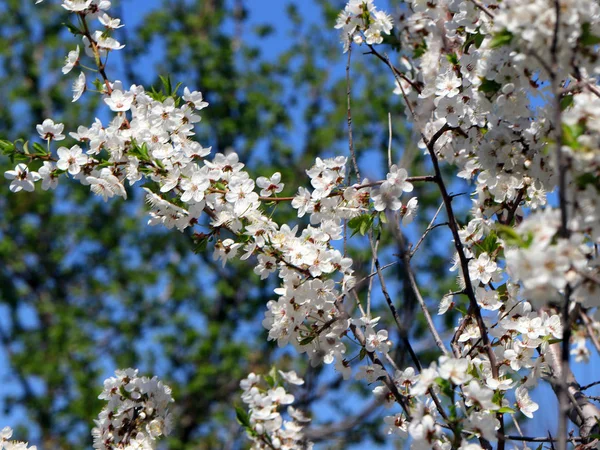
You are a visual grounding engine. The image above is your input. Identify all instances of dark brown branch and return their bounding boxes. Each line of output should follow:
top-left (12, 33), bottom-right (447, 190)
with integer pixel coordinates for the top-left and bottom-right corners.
top-left (503, 435), bottom-right (584, 443)
top-left (79, 13), bottom-right (113, 94)
top-left (424, 123), bottom-right (499, 379)
top-left (500, 187), bottom-right (525, 225)
top-left (468, 0), bottom-right (495, 19)
top-left (367, 46), bottom-right (499, 379)
top-left (365, 45), bottom-right (423, 95)
top-left (348, 321), bottom-right (412, 418)
top-left (580, 380), bottom-right (600, 391)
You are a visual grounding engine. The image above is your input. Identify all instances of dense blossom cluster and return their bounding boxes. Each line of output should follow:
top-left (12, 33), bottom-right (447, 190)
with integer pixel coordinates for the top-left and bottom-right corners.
top-left (0, 428), bottom-right (36, 450)
top-left (92, 369), bottom-right (173, 450)
top-left (335, 0), bottom-right (394, 52)
top-left (3, 0), bottom-right (600, 448)
top-left (239, 371), bottom-right (312, 449)
top-left (494, 0), bottom-right (600, 77)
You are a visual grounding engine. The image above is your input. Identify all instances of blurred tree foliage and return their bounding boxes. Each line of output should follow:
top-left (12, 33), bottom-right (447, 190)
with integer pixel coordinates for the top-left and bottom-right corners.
top-left (0, 0), bottom-right (460, 448)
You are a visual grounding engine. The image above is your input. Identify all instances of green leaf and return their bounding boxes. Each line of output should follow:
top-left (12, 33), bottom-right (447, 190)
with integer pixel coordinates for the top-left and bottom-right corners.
top-left (359, 348), bottom-right (367, 361)
top-left (581, 23), bottom-right (600, 46)
top-left (463, 31), bottom-right (486, 53)
top-left (264, 374), bottom-right (275, 387)
top-left (192, 233), bottom-right (211, 254)
top-left (497, 283), bottom-right (508, 300)
top-left (467, 364), bottom-right (479, 378)
top-left (448, 402), bottom-right (458, 420)
top-left (575, 172), bottom-right (600, 191)
top-left (298, 335), bottom-right (316, 346)
top-left (0, 139), bottom-right (16, 157)
top-left (32, 142), bottom-right (49, 156)
top-left (478, 79), bottom-right (502, 95)
top-left (348, 214), bottom-right (374, 237)
top-left (492, 390), bottom-right (504, 405)
top-left (173, 81), bottom-right (183, 97)
top-left (434, 377), bottom-right (453, 397)
top-left (560, 94), bottom-right (574, 111)
top-left (479, 232), bottom-right (499, 254)
top-left (92, 79), bottom-right (104, 91)
top-left (63, 22), bottom-right (82, 36)
top-left (474, 32), bottom-right (486, 48)
top-left (159, 75), bottom-right (172, 95)
top-left (489, 29), bottom-right (513, 49)
top-left (497, 406), bottom-right (516, 414)
top-left (446, 53), bottom-right (459, 66)
top-left (119, 385), bottom-right (131, 399)
top-left (235, 405), bottom-right (251, 427)
top-left (268, 366), bottom-right (279, 386)
top-left (495, 224), bottom-right (521, 245)
top-left (128, 142), bottom-right (150, 161)
top-left (414, 40), bottom-right (427, 58)
top-left (562, 123), bottom-right (585, 149)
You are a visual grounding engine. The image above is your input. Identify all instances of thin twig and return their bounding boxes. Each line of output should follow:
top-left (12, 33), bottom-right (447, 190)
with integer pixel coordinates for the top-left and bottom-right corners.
top-left (391, 224), bottom-right (452, 357)
top-left (79, 13), bottom-right (113, 94)
top-left (468, 0), bottom-right (495, 19)
top-left (366, 45), bottom-right (423, 94)
top-left (387, 112), bottom-right (393, 169)
top-left (366, 236), bottom-right (378, 318)
top-left (304, 399), bottom-right (382, 442)
top-left (367, 230), bottom-right (425, 366)
top-left (503, 435), bottom-right (583, 443)
top-left (351, 261), bottom-right (400, 291)
top-left (365, 228), bottom-right (451, 423)
top-left (580, 380), bottom-right (600, 391)
top-left (346, 43), bottom-right (360, 181)
top-left (410, 201), bottom-right (445, 258)
top-left (348, 320), bottom-right (412, 418)
top-left (580, 310), bottom-right (600, 355)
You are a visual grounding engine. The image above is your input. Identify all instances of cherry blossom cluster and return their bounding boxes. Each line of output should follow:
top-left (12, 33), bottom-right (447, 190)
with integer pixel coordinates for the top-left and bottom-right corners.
top-left (335, 0), bottom-right (394, 52)
top-left (3, 2), bottom-right (412, 445)
top-left (364, 0), bottom-right (600, 445)
top-left (0, 428), bottom-right (36, 450)
top-left (2, 1), bottom-right (409, 385)
top-left (91, 368), bottom-right (173, 450)
top-left (36, 0), bottom-right (124, 103)
top-left (370, 294), bottom-right (562, 447)
top-left (376, 357), bottom-right (538, 449)
top-left (505, 210), bottom-right (592, 306)
top-left (239, 370), bottom-right (312, 450)
top-left (494, 0), bottom-right (600, 79)
top-left (562, 92), bottom-right (600, 242)
top-left (3, 0), bottom-right (600, 448)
